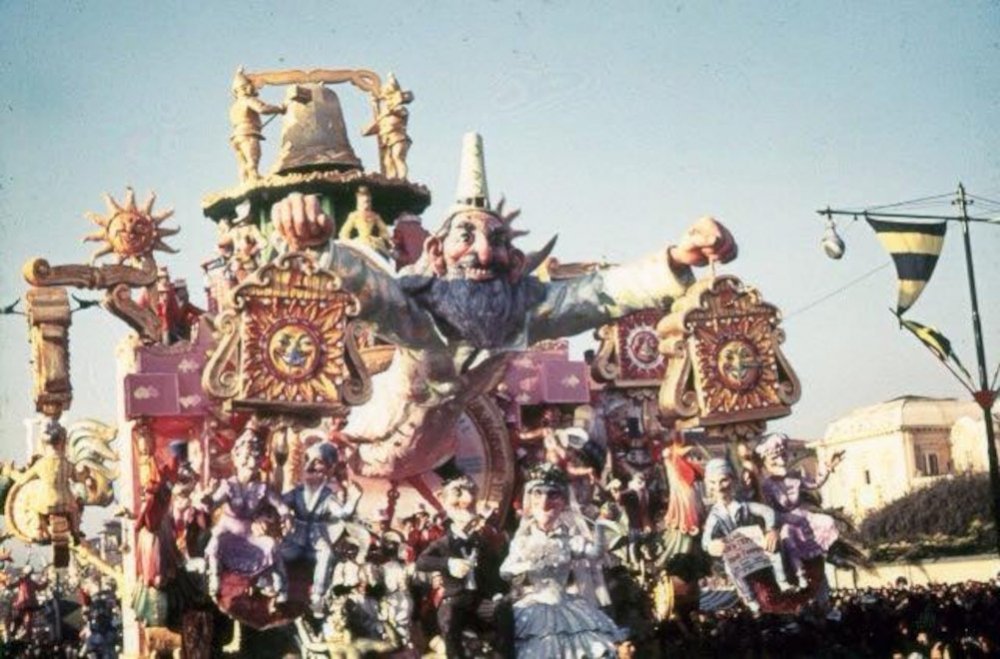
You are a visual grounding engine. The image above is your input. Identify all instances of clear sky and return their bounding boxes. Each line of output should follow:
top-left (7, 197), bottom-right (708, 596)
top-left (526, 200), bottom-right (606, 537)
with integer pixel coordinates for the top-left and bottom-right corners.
top-left (1, 0), bottom-right (998, 474)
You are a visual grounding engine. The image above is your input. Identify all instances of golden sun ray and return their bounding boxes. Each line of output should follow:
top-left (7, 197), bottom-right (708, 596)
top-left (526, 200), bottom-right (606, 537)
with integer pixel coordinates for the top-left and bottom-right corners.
top-left (85, 211), bottom-right (109, 228)
top-left (103, 192), bottom-right (123, 214)
top-left (312, 373), bottom-right (340, 401)
top-left (153, 239), bottom-right (179, 254)
top-left (153, 209), bottom-right (175, 224)
top-left (90, 245), bottom-right (113, 262)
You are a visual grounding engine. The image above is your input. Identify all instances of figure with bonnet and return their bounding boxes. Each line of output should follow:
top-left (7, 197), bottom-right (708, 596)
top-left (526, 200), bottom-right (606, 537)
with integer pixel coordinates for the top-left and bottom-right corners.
top-left (500, 464), bottom-right (625, 658)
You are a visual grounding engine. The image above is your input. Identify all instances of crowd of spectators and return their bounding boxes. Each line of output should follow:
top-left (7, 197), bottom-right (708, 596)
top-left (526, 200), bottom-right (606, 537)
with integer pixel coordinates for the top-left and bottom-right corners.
top-left (659, 579), bottom-right (1000, 658)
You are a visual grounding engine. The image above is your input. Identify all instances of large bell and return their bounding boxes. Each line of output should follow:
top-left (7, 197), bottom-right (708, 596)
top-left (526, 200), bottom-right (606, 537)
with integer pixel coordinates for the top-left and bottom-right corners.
top-left (271, 83), bottom-right (362, 174)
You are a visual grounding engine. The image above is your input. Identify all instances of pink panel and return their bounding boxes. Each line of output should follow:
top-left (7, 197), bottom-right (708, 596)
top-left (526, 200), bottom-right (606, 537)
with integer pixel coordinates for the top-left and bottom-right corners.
top-left (540, 361), bottom-right (591, 403)
top-left (504, 353), bottom-right (544, 406)
top-left (124, 374), bottom-right (180, 418)
top-left (176, 372), bottom-right (209, 416)
top-left (131, 324), bottom-right (212, 417)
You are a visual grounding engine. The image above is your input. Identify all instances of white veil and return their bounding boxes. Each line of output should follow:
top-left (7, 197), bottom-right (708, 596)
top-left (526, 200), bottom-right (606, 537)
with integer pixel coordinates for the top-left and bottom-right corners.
top-left (511, 471), bottom-right (611, 607)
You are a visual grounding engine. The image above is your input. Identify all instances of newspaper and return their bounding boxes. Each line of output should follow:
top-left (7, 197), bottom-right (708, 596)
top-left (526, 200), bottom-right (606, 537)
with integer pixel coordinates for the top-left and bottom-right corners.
top-left (722, 525), bottom-right (772, 581)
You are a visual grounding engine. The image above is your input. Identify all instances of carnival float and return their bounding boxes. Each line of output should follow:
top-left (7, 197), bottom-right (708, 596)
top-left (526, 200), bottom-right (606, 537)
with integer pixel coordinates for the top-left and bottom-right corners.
top-left (3, 65), bottom-right (865, 658)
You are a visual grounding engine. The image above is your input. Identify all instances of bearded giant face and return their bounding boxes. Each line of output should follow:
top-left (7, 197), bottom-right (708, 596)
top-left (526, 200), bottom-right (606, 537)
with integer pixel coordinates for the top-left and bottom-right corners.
top-left (427, 210), bottom-right (524, 282)
top-left (414, 209), bottom-right (535, 349)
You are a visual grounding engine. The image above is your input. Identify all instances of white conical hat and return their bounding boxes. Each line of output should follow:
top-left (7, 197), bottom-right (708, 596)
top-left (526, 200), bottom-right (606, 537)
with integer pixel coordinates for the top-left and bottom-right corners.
top-left (448, 132), bottom-right (494, 219)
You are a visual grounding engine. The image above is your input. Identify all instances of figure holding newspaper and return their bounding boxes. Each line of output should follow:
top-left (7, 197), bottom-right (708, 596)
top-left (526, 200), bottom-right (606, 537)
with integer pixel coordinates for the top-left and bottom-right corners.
top-left (701, 459), bottom-right (811, 615)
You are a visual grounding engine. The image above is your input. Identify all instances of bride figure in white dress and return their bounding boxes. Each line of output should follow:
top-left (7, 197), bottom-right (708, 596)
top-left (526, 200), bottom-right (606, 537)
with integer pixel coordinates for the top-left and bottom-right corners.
top-left (500, 463), bottom-right (626, 658)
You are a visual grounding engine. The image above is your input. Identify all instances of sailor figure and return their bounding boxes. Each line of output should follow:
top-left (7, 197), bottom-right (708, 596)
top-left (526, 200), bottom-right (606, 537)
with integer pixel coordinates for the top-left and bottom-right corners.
top-left (281, 441), bottom-right (362, 615)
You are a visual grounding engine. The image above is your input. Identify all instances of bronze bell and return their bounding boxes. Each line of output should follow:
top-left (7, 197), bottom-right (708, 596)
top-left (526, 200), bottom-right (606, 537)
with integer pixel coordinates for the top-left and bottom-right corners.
top-left (271, 83), bottom-right (363, 174)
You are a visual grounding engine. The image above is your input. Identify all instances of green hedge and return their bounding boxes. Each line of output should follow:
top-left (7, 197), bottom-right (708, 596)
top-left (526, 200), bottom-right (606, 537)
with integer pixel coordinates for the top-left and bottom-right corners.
top-left (859, 473), bottom-right (996, 562)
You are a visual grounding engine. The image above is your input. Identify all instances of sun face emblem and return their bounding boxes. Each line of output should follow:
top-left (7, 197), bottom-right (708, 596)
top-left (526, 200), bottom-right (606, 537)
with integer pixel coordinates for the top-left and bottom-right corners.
top-left (84, 187), bottom-right (178, 264)
top-left (241, 296), bottom-right (350, 404)
top-left (266, 321), bottom-right (321, 381)
top-left (716, 338), bottom-right (761, 391)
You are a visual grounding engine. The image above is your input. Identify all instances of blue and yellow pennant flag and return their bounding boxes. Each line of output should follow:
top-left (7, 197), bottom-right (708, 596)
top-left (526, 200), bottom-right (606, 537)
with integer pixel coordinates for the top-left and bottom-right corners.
top-left (867, 218), bottom-right (946, 315)
top-left (898, 316), bottom-right (974, 389)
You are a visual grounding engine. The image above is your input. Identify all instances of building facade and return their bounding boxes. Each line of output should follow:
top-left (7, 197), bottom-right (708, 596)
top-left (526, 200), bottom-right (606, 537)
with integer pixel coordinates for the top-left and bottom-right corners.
top-left (815, 396), bottom-right (996, 521)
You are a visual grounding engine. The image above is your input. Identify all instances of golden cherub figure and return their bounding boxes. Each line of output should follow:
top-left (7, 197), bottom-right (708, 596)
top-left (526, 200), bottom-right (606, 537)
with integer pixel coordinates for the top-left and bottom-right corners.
top-left (338, 186), bottom-right (393, 254)
top-left (362, 73), bottom-right (413, 180)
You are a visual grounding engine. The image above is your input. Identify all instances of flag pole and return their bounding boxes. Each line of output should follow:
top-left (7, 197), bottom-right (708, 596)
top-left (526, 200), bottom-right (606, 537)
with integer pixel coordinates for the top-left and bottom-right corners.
top-left (954, 182), bottom-right (1000, 558)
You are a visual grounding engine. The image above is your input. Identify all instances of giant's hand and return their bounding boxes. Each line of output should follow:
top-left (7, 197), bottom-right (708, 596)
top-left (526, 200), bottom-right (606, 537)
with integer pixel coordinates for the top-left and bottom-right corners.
top-left (270, 193), bottom-right (335, 251)
top-left (668, 216), bottom-right (738, 269)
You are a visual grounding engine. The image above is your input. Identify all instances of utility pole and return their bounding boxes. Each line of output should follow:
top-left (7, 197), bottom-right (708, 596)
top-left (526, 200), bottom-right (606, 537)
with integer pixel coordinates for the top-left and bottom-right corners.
top-left (819, 183), bottom-right (1000, 557)
top-left (954, 183), bottom-right (1000, 558)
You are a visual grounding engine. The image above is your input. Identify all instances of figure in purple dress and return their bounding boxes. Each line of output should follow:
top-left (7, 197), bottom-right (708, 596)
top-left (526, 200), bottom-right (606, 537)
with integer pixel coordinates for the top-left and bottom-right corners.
top-left (203, 425), bottom-right (291, 602)
top-left (755, 433), bottom-right (844, 592)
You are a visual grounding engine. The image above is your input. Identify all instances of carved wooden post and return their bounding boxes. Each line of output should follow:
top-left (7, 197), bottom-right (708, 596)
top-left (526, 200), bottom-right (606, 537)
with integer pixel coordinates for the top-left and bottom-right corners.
top-left (24, 286), bottom-right (73, 419)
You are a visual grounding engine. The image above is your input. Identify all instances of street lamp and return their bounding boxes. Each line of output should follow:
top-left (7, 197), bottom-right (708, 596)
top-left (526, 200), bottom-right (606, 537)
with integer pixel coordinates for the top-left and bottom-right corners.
top-left (820, 213), bottom-right (845, 260)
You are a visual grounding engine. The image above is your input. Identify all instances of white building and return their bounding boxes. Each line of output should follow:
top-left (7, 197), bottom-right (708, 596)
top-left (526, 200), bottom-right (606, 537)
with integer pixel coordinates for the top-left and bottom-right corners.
top-left (815, 396), bottom-right (997, 521)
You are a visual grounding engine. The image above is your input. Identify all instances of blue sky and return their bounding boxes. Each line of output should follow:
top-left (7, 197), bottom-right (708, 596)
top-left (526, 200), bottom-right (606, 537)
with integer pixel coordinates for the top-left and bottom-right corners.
top-left (1, 0), bottom-right (998, 476)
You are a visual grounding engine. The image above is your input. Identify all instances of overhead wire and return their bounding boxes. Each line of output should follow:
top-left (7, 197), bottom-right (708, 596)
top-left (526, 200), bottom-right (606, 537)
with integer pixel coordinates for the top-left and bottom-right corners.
top-left (863, 192), bottom-right (956, 212)
top-left (827, 190), bottom-right (1000, 223)
top-left (966, 193), bottom-right (1000, 208)
top-left (784, 262), bottom-right (891, 321)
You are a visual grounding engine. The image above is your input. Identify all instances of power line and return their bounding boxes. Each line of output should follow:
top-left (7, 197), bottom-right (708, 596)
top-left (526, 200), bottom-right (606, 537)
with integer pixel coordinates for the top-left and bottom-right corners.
top-left (785, 262), bottom-right (891, 321)
top-left (967, 193), bottom-right (1000, 209)
top-left (864, 192), bottom-right (955, 212)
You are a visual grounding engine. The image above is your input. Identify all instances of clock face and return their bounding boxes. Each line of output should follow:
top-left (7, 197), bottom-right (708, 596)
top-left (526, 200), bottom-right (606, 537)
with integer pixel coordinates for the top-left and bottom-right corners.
top-left (352, 395), bottom-right (515, 522)
top-left (7, 480), bottom-right (46, 542)
top-left (715, 338), bottom-right (761, 391)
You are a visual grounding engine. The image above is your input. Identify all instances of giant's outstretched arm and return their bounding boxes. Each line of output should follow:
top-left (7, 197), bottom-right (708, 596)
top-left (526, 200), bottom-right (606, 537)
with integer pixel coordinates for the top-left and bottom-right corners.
top-left (272, 193), bottom-right (444, 350)
top-left (527, 216), bottom-right (736, 342)
top-left (323, 242), bottom-right (444, 350)
top-left (528, 248), bottom-right (695, 342)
